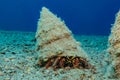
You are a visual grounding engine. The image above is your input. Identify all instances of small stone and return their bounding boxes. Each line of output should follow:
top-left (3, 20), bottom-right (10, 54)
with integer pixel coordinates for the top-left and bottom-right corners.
top-left (25, 67), bottom-right (31, 74)
top-left (27, 57), bottom-right (33, 60)
top-left (9, 57), bottom-right (15, 61)
top-left (54, 71), bottom-right (59, 76)
top-left (5, 78), bottom-right (10, 80)
top-left (5, 66), bottom-right (9, 70)
top-left (4, 58), bottom-right (9, 62)
top-left (0, 71), bottom-right (4, 76)
top-left (0, 67), bottom-right (2, 71)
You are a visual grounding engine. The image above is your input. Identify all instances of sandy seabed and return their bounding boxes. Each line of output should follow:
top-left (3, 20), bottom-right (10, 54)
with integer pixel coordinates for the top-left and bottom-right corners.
top-left (0, 31), bottom-right (116, 80)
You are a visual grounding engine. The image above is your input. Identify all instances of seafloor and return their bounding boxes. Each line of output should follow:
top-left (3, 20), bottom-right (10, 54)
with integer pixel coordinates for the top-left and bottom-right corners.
top-left (0, 31), bottom-right (115, 80)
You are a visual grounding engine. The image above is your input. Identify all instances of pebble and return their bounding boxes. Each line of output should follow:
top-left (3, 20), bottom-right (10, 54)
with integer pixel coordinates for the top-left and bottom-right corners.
top-left (25, 67), bottom-right (32, 74)
top-left (5, 66), bottom-right (9, 70)
top-left (5, 78), bottom-right (10, 80)
top-left (4, 58), bottom-right (9, 62)
top-left (9, 57), bottom-right (16, 61)
top-left (0, 71), bottom-right (4, 76)
top-left (27, 57), bottom-right (33, 60)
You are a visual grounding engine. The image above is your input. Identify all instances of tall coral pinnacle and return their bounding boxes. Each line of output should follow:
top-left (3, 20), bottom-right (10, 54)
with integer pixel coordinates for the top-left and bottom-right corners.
top-left (35, 7), bottom-right (90, 69)
top-left (108, 10), bottom-right (120, 78)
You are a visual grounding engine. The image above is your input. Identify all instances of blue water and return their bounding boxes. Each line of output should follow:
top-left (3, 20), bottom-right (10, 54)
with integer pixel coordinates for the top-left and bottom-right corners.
top-left (0, 0), bottom-right (120, 35)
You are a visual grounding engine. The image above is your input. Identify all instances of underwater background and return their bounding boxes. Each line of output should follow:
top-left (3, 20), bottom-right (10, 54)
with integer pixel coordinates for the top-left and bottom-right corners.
top-left (0, 0), bottom-right (120, 80)
top-left (0, 0), bottom-right (120, 35)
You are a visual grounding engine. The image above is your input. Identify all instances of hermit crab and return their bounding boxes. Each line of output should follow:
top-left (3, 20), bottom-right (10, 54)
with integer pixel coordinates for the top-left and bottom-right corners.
top-left (35, 7), bottom-right (92, 70)
top-left (37, 55), bottom-right (91, 70)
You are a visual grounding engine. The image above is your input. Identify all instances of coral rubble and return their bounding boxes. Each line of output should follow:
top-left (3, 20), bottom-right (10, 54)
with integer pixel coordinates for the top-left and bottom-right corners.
top-left (108, 10), bottom-right (120, 78)
top-left (35, 7), bottom-right (91, 69)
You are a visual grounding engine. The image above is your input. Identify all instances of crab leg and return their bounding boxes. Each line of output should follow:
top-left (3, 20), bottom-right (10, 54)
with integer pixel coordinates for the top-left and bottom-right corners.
top-left (79, 58), bottom-right (89, 68)
top-left (52, 56), bottom-right (61, 69)
top-left (73, 57), bottom-right (80, 68)
top-left (59, 58), bottom-right (66, 68)
top-left (45, 59), bottom-right (53, 69)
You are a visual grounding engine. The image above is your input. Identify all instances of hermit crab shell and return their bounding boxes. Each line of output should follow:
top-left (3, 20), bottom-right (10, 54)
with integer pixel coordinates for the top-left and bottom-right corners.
top-left (108, 11), bottom-right (120, 77)
top-left (35, 7), bottom-right (88, 62)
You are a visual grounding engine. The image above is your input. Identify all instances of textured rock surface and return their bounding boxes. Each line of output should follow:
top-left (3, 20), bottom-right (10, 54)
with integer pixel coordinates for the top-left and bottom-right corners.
top-left (108, 10), bottom-right (120, 78)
